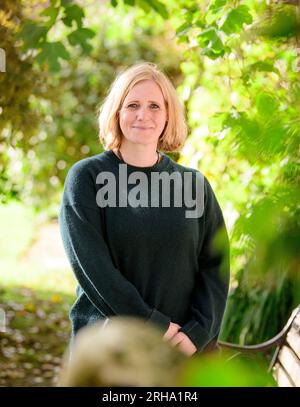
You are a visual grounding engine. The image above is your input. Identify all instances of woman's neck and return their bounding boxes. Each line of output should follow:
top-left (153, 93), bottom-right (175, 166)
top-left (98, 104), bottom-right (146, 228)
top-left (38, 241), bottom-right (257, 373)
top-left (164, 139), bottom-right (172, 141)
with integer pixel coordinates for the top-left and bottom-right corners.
top-left (113, 143), bottom-right (160, 167)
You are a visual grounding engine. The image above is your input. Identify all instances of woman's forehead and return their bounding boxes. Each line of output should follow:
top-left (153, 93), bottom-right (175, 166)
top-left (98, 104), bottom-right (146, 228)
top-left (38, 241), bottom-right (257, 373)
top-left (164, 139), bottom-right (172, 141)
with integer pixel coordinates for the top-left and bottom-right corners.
top-left (124, 80), bottom-right (165, 102)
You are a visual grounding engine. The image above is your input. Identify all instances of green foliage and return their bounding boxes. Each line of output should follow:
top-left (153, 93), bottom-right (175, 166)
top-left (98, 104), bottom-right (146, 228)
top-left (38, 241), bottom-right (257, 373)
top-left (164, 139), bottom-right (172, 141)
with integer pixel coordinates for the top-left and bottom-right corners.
top-left (62, 4), bottom-right (84, 28)
top-left (67, 27), bottom-right (95, 54)
top-left (220, 268), bottom-right (296, 345)
top-left (179, 351), bottom-right (275, 386)
top-left (174, 0), bottom-right (300, 344)
top-left (197, 27), bottom-right (226, 59)
top-left (220, 5), bottom-right (253, 35)
top-left (36, 41), bottom-right (70, 72)
top-left (256, 4), bottom-right (299, 39)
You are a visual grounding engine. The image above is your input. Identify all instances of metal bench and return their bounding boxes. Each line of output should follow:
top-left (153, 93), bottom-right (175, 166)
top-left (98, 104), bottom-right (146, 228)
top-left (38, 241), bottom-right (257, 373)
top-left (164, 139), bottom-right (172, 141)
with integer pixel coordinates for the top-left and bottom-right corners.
top-left (218, 305), bottom-right (300, 387)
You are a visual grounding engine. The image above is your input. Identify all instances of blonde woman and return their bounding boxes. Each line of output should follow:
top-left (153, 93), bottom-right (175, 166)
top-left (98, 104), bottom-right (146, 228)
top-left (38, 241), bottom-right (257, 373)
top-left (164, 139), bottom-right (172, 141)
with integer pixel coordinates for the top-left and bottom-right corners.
top-left (59, 62), bottom-right (230, 358)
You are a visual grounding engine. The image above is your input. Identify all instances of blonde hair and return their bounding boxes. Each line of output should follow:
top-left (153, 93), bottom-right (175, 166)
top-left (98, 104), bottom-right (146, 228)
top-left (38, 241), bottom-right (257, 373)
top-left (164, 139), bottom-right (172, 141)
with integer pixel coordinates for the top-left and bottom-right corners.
top-left (97, 62), bottom-right (187, 152)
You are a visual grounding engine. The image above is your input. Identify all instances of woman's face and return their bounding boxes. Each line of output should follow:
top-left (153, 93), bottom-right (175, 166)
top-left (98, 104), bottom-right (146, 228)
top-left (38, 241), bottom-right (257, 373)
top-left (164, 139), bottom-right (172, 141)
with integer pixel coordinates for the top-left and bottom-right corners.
top-left (119, 79), bottom-right (167, 147)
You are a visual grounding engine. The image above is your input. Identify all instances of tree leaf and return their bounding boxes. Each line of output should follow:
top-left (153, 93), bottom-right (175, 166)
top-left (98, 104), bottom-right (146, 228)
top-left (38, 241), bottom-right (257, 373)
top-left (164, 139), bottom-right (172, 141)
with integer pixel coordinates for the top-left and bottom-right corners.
top-left (40, 6), bottom-right (60, 28)
top-left (256, 93), bottom-right (279, 116)
top-left (36, 42), bottom-right (70, 72)
top-left (148, 0), bottom-right (169, 19)
top-left (220, 5), bottom-right (253, 35)
top-left (62, 4), bottom-right (84, 28)
top-left (208, 0), bottom-right (227, 15)
top-left (17, 22), bottom-right (48, 49)
top-left (197, 27), bottom-right (225, 59)
top-left (176, 21), bottom-right (192, 36)
top-left (67, 28), bottom-right (95, 53)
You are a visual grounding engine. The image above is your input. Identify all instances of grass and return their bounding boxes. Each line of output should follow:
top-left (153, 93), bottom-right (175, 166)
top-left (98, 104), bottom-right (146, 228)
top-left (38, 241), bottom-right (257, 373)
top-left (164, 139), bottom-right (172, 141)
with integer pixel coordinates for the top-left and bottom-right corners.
top-left (0, 201), bottom-right (76, 295)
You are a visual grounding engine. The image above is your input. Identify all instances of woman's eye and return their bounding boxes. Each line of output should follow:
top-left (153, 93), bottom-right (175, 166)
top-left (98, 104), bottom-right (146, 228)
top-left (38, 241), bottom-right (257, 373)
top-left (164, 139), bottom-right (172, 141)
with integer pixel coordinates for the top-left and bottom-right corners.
top-left (126, 103), bottom-right (160, 110)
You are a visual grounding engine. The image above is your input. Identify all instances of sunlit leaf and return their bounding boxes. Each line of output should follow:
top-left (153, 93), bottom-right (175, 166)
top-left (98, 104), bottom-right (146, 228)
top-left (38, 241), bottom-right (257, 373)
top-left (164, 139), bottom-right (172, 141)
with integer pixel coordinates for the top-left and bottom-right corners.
top-left (148, 0), bottom-right (169, 19)
top-left (208, 0), bottom-right (227, 15)
top-left (220, 5), bottom-right (253, 35)
top-left (197, 27), bottom-right (225, 59)
top-left (256, 93), bottom-right (279, 116)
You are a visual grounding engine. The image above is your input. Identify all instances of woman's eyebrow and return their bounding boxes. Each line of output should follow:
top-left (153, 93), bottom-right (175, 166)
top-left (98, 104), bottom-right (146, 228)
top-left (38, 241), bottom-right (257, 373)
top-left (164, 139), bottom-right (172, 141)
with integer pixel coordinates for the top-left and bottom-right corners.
top-left (126, 99), bottom-right (162, 104)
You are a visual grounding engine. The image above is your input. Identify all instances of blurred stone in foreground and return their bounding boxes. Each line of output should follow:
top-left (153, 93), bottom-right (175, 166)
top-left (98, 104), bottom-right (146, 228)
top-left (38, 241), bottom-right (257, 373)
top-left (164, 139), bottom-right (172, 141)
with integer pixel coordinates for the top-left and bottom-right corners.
top-left (57, 317), bottom-right (188, 387)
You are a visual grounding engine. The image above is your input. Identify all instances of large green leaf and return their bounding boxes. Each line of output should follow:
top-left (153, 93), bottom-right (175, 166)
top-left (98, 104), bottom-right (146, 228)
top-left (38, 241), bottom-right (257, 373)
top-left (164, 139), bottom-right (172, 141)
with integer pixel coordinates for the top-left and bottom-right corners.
top-left (197, 27), bottom-right (225, 59)
top-left (208, 0), bottom-right (227, 15)
top-left (148, 0), bottom-right (169, 19)
top-left (67, 28), bottom-right (96, 53)
top-left (18, 22), bottom-right (48, 50)
top-left (40, 6), bottom-right (60, 28)
top-left (220, 5), bottom-right (253, 35)
top-left (62, 4), bottom-right (84, 28)
top-left (256, 93), bottom-right (279, 116)
top-left (36, 42), bottom-right (70, 72)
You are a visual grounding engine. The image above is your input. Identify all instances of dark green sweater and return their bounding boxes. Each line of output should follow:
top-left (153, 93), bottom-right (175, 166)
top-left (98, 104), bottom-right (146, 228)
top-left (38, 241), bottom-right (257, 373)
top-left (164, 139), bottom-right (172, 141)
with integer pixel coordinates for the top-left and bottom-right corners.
top-left (59, 149), bottom-right (230, 352)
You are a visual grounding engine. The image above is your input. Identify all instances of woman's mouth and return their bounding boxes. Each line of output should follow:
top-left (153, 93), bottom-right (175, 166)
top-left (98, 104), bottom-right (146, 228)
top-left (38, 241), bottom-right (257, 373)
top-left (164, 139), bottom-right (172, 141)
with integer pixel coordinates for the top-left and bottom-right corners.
top-left (132, 126), bottom-right (152, 130)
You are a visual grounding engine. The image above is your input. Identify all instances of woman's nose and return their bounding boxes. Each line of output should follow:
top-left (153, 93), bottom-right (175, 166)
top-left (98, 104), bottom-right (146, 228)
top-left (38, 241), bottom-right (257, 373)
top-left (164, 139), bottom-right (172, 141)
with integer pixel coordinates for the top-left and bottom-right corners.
top-left (136, 106), bottom-right (150, 119)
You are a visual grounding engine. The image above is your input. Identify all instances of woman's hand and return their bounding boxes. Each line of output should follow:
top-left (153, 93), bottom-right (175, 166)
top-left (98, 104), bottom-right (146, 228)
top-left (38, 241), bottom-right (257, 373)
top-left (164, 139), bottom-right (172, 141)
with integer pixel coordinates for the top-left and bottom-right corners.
top-left (169, 332), bottom-right (197, 357)
top-left (163, 322), bottom-right (181, 341)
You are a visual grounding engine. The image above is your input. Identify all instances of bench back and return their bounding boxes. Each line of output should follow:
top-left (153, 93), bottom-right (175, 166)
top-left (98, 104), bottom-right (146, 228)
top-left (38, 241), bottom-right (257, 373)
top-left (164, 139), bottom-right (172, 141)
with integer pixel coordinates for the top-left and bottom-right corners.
top-left (272, 309), bottom-right (300, 387)
top-left (218, 305), bottom-right (300, 387)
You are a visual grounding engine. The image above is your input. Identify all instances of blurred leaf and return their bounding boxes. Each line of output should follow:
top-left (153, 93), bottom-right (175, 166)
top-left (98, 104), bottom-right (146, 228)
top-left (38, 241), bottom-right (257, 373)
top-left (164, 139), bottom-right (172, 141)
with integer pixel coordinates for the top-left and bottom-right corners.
top-left (208, 0), bottom-right (227, 15)
top-left (67, 28), bottom-right (95, 53)
top-left (24, 303), bottom-right (36, 312)
top-left (62, 4), bottom-right (84, 28)
top-left (176, 21), bottom-right (192, 36)
top-left (36, 42), bottom-right (71, 72)
top-left (257, 5), bottom-right (299, 39)
top-left (256, 93), bottom-right (279, 116)
top-left (180, 353), bottom-right (275, 386)
top-left (148, 0), bottom-right (169, 19)
top-left (40, 6), bottom-right (60, 28)
top-left (220, 5), bottom-right (253, 35)
top-left (197, 27), bottom-right (225, 59)
top-left (18, 22), bottom-right (48, 49)
top-left (51, 294), bottom-right (62, 304)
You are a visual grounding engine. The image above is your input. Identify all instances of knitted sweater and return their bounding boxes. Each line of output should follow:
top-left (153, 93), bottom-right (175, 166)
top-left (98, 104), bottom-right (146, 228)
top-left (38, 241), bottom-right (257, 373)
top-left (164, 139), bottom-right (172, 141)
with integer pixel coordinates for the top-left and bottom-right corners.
top-left (59, 149), bottom-right (230, 352)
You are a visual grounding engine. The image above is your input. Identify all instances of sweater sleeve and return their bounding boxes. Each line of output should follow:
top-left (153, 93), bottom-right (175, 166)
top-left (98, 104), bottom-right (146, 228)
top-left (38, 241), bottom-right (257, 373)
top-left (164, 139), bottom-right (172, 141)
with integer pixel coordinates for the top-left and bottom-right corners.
top-left (59, 161), bottom-right (171, 331)
top-left (178, 176), bottom-right (230, 352)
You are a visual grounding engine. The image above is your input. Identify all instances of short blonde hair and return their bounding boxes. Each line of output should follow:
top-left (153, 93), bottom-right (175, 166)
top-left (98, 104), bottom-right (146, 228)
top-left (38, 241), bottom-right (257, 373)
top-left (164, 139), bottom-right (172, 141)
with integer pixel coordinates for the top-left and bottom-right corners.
top-left (97, 62), bottom-right (187, 152)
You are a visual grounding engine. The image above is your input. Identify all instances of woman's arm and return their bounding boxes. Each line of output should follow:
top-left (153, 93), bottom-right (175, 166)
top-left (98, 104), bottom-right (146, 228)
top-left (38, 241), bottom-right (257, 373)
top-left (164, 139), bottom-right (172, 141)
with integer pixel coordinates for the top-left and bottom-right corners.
top-left (177, 176), bottom-right (230, 353)
top-left (59, 161), bottom-right (171, 331)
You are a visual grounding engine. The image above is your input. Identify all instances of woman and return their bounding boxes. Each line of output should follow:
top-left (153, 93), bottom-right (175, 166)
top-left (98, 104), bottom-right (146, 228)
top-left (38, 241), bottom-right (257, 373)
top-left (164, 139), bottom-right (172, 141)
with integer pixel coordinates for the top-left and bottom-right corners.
top-left (59, 62), bottom-right (230, 358)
